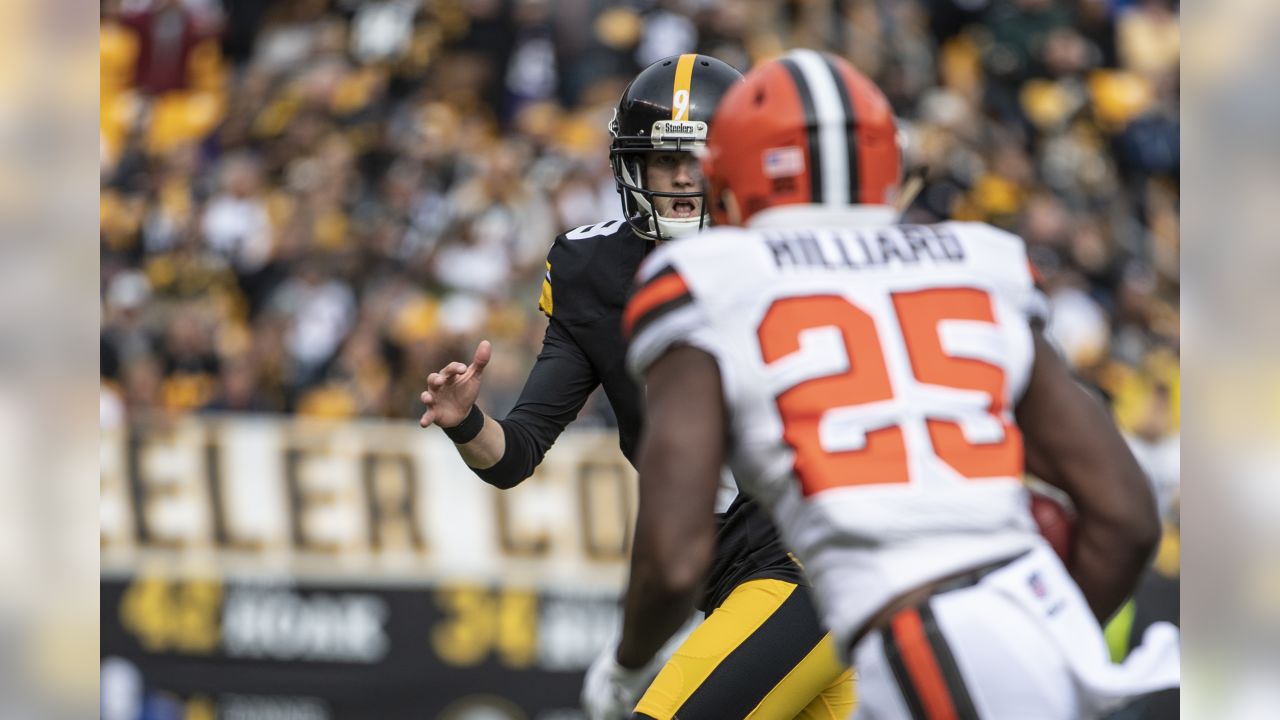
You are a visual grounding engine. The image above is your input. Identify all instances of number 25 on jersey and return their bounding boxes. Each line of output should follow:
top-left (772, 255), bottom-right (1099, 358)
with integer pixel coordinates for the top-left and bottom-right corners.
top-left (757, 288), bottom-right (1022, 496)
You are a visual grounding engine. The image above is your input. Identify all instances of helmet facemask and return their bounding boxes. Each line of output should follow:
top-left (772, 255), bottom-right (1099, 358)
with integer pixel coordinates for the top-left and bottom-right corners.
top-left (610, 113), bottom-right (712, 241)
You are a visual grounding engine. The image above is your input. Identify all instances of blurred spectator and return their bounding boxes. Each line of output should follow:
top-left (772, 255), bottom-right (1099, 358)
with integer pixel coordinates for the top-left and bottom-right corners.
top-left (635, 1), bottom-right (699, 67)
top-left (114, 0), bottom-right (223, 96)
top-left (253, 0), bottom-right (336, 74)
top-left (504, 0), bottom-right (559, 117)
top-left (157, 302), bottom-right (220, 411)
top-left (201, 355), bottom-right (267, 413)
top-left (219, 0), bottom-right (273, 67)
top-left (1124, 379), bottom-right (1180, 523)
top-left (267, 259), bottom-right (356, 389)
top-left (349, 0), bottom-right (419, 65)
top-left (446, 141), bottom-right (556, 281)
top-left (1117, 0), bottom-right (1179, 80)
top-left (98, 0), bottom-right (1178, 462)
top-left (201, 152), bottom-right (272, 274)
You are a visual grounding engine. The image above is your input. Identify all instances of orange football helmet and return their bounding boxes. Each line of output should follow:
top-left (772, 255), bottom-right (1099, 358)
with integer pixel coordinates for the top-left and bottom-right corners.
top-left (701, 50), bottom-right (902, 225)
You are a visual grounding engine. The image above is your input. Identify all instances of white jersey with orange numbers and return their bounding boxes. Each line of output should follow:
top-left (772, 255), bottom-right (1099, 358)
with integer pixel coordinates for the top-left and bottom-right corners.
top-left (624, 204), bottom-right (1052, 655)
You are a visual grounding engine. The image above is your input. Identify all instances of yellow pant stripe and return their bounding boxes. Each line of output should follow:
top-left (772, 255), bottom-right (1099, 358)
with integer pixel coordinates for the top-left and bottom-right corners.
top-left (635, 579), bottom-right (797, 718)
top-left (634, 579), bottom-right (854, 719)
top-left (749, 635), bottom-right (855, 720)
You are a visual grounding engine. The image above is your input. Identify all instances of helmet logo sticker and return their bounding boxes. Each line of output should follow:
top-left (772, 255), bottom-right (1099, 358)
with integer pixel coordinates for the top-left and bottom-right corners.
top-left (764, 146), bottom-right (805, 178)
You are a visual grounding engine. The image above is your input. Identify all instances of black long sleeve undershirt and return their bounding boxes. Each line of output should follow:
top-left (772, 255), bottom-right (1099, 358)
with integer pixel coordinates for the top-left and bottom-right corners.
top-left (474, 318), bottom-right (600, 489)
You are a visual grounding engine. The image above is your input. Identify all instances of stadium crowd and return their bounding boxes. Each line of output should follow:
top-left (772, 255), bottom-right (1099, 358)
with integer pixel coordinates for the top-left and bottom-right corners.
top-left (99, 0), bottom-right (1179, 516)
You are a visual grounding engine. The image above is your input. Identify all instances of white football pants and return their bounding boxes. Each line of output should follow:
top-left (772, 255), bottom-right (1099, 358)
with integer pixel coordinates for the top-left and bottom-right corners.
top-left (851, 545), bottom-right (1180, 719)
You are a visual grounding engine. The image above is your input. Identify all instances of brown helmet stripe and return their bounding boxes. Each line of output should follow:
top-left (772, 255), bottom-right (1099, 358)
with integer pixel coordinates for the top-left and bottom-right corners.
top-left (782, 50), bottom-right (858, 205)
top-left (779, 56), bottom-right (824, 204)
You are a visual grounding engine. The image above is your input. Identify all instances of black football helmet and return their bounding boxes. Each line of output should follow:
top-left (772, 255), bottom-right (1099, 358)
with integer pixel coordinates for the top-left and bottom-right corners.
top-left (609, 54), bottom-right (742, 241)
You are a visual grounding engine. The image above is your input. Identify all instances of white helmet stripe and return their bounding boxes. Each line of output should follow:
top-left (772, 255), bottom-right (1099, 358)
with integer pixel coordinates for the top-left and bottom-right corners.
top-left (789, 49), bottom-right (850, 205)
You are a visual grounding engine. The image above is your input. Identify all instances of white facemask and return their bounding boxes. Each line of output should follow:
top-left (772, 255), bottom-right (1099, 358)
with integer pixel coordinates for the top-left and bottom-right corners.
top-left (619, 158), bottom-right (709, 240)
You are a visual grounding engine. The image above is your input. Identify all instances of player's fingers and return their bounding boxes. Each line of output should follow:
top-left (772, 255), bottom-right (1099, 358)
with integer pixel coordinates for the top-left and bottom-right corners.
top-left (472, 340), bottom-right (492, 374)
top-left (438, 365), bottom-right (462, 387)
top-left (427, 373), bottom-right (445, 390)
top-left (438, 363), bottom-right (465, 385)
top-left (419, 409), bottom-right (434, 428)
top-left (421, 391), bottom-right (433, 404)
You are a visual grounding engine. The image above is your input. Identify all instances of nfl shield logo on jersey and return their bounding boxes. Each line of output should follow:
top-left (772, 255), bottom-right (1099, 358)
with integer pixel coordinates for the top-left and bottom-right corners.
top-left (1028, 571), bottom-right (1047, 599)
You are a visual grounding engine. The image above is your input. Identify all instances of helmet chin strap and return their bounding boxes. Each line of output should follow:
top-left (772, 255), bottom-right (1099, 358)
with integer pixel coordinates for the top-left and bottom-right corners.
top-left (621, 157), bottom-right (709, 241)
top-left (651, 214), bottom-right (705, 240)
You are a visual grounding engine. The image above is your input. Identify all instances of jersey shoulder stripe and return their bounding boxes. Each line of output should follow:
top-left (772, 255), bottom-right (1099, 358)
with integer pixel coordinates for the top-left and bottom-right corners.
top-left (538, 260), bottom-right (554, 317)
top-left (623, 264), bottom-right (692, 340)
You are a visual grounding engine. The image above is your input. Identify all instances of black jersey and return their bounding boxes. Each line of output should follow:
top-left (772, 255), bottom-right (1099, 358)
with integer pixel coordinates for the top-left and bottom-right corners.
top-left (473, 219), bottom-right (804, 612)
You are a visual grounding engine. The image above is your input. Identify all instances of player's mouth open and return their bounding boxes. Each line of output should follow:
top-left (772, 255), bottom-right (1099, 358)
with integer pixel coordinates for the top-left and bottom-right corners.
top-left (671, 200), bottom-right (698, 218)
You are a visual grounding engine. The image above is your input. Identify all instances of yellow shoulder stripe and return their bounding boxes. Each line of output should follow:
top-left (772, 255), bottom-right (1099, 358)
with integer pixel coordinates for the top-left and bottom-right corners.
top-left (538, 260), bottom-right (553, 317)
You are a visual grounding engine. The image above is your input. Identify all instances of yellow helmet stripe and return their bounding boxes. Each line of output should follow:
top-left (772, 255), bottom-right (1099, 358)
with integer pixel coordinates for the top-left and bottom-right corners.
top-left (672, 54), bottom-right (696, 120)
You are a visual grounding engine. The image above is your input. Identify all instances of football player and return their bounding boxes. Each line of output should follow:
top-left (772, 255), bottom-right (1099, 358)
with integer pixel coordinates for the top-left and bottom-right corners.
top-left (420, 54), bottom-right (853, 719)
top-left (617, 50), bottom-right (1180, 718)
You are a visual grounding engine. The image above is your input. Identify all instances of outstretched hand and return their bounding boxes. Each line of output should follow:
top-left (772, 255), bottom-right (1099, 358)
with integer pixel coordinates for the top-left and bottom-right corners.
top-left (419, 340), bottom-right (492, 429)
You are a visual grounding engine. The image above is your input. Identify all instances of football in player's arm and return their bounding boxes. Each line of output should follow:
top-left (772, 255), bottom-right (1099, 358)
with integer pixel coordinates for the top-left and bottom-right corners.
top-left (1017, 331), bottom-right (1161, 622)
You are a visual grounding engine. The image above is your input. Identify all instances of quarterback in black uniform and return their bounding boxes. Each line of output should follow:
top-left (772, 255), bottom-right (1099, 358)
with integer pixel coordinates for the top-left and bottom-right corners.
top-left (419, 55), bottom-right (853, 719)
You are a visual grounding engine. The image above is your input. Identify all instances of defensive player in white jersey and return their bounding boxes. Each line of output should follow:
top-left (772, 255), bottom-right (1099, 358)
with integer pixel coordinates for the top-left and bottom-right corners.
top-left (613, 50), bottom-right (1180, 718)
